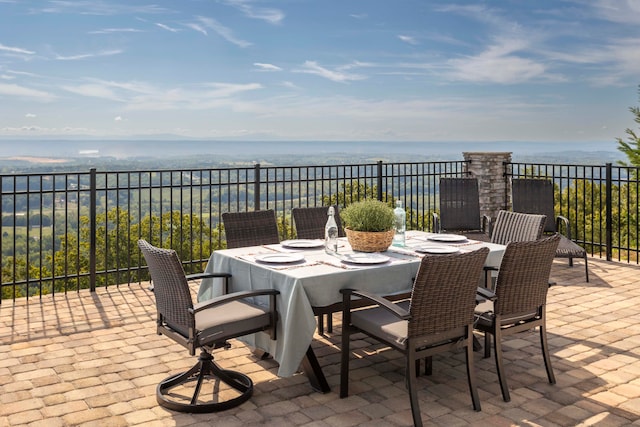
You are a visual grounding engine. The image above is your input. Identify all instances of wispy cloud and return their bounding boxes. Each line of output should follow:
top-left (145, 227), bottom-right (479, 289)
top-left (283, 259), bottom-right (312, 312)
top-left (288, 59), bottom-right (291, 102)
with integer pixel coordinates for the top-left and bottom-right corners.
top-left (61, 83), bottom-right (124, 101)
top-left (60, 78), bottom-right (263, 111)
top-left (188, 16), bottom-right (252, 47)
top-left (184, 22), bottom-right (208, 36)
top-left (34, 1), bottom-right (171, 16)
top-left (0, 83), bottom-right (55, 101)
top-left (591, 0), bottom-right (640, 24)
top-left (55, 49), bottom-right (123, 60)
top-left (254, 63), bottom-right (282, 72)
top-left (398, 35), bottom-right (419, 45)
top-left (446, 37), bottom-right (549, 84)
top-left (25, 113), bottom-right (36, 118)
top-left (88, 28), bottom-right (144, 34)
top-left (222, 0), bottom-right (284, 25)
top-left (294, 61), bottom-right (367, 83)
top-left (0, 43), bottom-right (35, 55)
top-left (156, 23), bottom-right (179, 33)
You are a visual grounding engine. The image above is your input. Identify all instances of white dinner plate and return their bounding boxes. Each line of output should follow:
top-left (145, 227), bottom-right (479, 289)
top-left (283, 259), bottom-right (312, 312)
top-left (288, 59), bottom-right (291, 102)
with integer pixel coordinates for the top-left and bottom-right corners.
top-left (280, 239), bottom-right (325, 249)
top-left (254, 253), bottom-right (305, 264)
top-left (428, 234), bottom-right (467, 243)
top-left (414, 245), bottom-right (459, 254)
top-left (340, 253), bottom-right (390, 265)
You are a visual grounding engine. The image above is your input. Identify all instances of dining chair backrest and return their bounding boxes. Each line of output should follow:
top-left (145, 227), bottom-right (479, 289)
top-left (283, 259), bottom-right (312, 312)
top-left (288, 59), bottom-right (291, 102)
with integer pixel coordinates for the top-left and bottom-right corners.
top-left (408, 247), bottom-right (489, 337)
top-left (493, 234), bottom-right (560, 317)
top-left (138, 240), bottom-right (194, 337)
top-left (439, 177), bottom-right (483, 232)
top-left (490, 210), bottom-right (546, 246)
top-left (511, 179), bottom-right (557, 233)
top-left (222, 209), bottom-right (280, 249)
top-left (292, 205), bottom-right (345, 239)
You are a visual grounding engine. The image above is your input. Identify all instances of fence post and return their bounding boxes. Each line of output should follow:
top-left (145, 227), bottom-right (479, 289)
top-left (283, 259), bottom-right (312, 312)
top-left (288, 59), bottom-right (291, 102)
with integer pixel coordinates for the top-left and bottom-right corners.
top-left (377, 161), bottom-right (383, 201)
top-left (254, 163), bottom-right (261, 211)
top-left (606, 163), bottom-right (612, 261)
top-left (89, 168), bottom-right (97, 292)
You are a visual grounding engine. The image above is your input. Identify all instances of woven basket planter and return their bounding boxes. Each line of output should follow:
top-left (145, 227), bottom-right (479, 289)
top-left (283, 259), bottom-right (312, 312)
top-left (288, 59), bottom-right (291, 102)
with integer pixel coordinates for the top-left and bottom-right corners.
top-left (345, 228), bottom-right (394, 252)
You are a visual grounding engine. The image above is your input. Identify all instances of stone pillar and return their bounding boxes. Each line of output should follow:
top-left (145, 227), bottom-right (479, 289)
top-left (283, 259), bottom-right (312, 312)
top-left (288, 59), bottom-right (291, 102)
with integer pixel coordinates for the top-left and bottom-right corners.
top-left (463, 152), bottom-right (512, 220)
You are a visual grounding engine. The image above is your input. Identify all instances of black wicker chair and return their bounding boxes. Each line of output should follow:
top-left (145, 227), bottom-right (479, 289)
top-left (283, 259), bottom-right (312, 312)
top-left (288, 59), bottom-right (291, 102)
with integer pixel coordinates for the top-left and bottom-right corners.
top-left (433, 177), bottom-right (491, 240)
top-left (511, 178), bottom-right (589, 281)
top-left (291, 205), bottom-right (345, 239)
top-left (138, 239), bottom-right (279, 413)
top-left (474, 234), bottom-right (561, 402)
top-left (340, 248), bottom-right (489, 426)
top-left (483, 210), bottom-right (547, 289)
top-left (222, 209), bottom-right (280, 249)
top-left (490, 210), bottom-right (546, 245)
top-left (291, 205), bottom-right (345, 334)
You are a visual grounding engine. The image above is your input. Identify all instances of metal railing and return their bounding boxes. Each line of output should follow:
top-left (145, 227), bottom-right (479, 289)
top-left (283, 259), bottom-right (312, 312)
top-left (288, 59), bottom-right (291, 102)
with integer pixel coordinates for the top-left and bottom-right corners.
top-left (1, 160), bottom-right (468, 302)
top-left (505, 162), bottom-right (640, 263)
top-left (4, 158), bottom-right (639, 303)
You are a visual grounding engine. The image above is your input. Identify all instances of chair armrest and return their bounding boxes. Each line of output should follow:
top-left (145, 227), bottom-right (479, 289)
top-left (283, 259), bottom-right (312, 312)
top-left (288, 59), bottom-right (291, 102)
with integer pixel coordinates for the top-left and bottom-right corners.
top-left (191, 289), bottom-right (280, 314)
top-left (340, 288), bottom-right (410, 320)
top-left (186, 272), bottom-right (232, 282)
top-left (482, 265), bottom-right (498, 289)
top-left (476, 286), bottom-right (496, 301)
top-left (556, 215), bottom-right (572, 239)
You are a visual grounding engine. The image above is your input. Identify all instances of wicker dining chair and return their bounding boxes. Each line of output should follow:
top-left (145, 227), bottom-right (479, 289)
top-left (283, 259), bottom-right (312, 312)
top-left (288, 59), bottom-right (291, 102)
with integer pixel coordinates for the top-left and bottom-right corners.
top-left (291, 205), bottom-right (345, 239)
top-left (138, 239), bottom-right (279, 413)
top-left (511, 178), bottom-right (589, 281)
top-left (291, 205), bottom-right (345, 334)
top-left (482, 210), bottom-right (547, 289)
top-left (489, 210), bottom-right (546, 246)
top-left (474, 234), bottom-right (561, 402)
top-left (340, 247), bottom-right (490, 426)
top-left (222, 209), bottom-right (280, 249)
top-left (433, 177), bottom-right (491, 240)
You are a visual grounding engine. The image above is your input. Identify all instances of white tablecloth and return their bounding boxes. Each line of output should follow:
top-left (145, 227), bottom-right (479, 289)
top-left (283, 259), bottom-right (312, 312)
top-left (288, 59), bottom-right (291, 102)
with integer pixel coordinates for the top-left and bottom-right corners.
top-left (197, 231), bottom-right (505, 377)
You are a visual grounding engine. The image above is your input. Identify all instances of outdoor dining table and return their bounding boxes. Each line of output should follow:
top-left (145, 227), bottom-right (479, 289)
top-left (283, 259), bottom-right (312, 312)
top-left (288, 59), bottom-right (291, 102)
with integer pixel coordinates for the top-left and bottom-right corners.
top-left (197, 230), bottom-right (506, 392)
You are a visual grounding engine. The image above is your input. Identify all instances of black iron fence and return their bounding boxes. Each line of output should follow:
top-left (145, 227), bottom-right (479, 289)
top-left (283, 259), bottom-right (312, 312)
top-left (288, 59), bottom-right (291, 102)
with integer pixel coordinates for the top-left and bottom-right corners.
top-left (1, 160), bottom-right (467, 302)
top-left (3, 158), bottom-right (639, 303)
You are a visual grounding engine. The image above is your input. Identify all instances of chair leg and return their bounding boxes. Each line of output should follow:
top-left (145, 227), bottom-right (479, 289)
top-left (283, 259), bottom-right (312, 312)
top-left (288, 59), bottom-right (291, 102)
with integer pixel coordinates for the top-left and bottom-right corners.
top-left (465, 328), bottom-right (481, 411)
top-left (317, 315), bottom-right (324, 335)
top-left (340, 316), bottom-right (350, 398)
top-left (407, 353), bottom-right (423, 427)
top-left (493, 328), bottom-right (510, 402)
top-left (539, 321), bottom-right (556, 385)
top-left (484, 331), bottom-right (491, 359)
top-left (584, 255), bottom-right (589, 282)
top-left (327, 313), bottom-right (333, 333)
top-left (425, 356), bottom-right (432, 376)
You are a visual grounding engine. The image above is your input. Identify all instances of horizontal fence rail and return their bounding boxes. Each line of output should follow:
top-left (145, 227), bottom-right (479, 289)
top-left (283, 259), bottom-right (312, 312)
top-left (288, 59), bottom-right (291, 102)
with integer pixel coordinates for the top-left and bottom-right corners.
top-left (3, 159), bottom-right (638, 303)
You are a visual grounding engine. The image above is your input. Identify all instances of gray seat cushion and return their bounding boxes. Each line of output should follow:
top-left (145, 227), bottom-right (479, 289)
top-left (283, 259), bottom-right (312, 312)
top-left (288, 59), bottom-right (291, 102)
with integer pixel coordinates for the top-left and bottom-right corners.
top-left (195, 300), bottom-right (272, 344)
top-left (351, 300), bottom-right (410, 349)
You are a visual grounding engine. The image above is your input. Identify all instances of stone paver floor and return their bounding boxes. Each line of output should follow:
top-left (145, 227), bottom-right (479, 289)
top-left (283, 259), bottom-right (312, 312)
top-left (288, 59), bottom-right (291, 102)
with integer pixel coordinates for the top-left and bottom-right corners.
top-left (1, 256), bottom-right (640, 426)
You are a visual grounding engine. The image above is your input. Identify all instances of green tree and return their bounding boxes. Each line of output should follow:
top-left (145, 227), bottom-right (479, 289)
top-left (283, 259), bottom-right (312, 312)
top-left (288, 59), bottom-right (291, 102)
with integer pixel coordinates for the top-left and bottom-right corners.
top-left (616, 86), bottom-right (640, 167)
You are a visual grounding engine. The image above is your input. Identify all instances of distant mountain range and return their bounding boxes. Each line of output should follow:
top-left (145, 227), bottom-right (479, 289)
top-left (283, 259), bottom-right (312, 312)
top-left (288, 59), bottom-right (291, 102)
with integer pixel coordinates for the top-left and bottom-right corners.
top-left (0, 139), bottom-right (623, 161)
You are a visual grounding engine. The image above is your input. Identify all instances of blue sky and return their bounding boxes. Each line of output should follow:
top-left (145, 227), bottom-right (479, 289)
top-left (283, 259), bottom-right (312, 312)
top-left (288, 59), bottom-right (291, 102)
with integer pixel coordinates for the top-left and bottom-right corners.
top-left (1, 0), bottom-right (639, 145)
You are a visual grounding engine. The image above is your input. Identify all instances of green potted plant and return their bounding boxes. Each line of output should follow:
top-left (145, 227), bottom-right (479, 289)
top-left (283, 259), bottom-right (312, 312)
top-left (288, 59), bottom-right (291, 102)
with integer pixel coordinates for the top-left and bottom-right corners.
top-left (340, 199), bottom-right (395, 252)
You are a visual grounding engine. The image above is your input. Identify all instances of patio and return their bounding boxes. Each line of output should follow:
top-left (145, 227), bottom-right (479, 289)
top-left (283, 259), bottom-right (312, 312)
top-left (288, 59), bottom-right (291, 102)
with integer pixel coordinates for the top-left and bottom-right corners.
top-left (1, 256), bottom-right (640, 427)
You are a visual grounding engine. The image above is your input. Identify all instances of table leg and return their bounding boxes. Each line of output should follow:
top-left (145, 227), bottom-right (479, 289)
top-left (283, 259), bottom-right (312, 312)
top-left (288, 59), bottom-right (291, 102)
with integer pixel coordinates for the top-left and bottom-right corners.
top-left (301, 346), bottom-right (330, 393)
